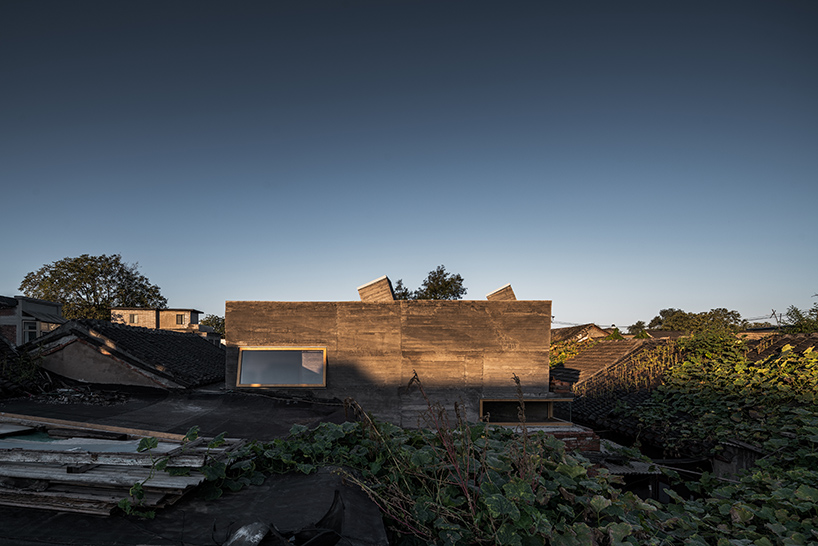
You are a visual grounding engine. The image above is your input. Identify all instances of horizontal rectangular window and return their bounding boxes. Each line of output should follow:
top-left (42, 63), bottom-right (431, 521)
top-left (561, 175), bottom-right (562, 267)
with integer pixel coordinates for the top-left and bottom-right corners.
top-left (480, 399), bottom-right (573, 426)
top-left (238, 347), bottom-right (326, 388)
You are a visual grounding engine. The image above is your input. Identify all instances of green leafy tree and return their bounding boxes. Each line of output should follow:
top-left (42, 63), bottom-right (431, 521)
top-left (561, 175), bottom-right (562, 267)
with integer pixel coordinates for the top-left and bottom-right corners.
top-left (201, 314), bottom-right (225, 338)
top-left (783, 303), bottom-right (818, 333)
top-left (647, 307), bottom-right (746, 333)
top-left (627, 320), bottom-right (646, 335)
top-left (647, 308), bottom-right (682, 329)
top-left (19, 254), bottom-right (167, 320)
top-left (392, 279), bottom-right (414, 300)
top-left (393, 265), bottom-right (467, 301)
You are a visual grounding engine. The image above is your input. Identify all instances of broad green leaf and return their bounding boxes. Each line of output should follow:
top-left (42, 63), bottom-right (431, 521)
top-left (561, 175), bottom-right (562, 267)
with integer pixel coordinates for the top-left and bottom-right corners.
top-left (606, 522), bottom-right (632, 546)
top-left (413, 498), bottom-right (435, 523)
top-left (137, 437), bottom-right (158, 452)
top-left (794, 484), bottom-right (818, 502)
top-left (483, 494), bottom-right (520, 520)
top-left (730, 503), bottom-right (754, 524)
top-left (202, 461), bottom-right (227, 481)
top-left (590, 495), bottom-right (611, 513)
top-left (296, 463), bottom-right (316, 474)
top-left (555, 463), bottom-right (586, 479)
top-left (496, 522), bottom-right (522, 546)
top-left (503, 478), bottom-right (535, 503)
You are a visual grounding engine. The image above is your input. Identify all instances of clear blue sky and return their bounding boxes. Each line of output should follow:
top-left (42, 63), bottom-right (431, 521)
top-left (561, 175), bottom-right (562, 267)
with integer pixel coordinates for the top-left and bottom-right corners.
top-left (1, 0), bottom-right (816, 329)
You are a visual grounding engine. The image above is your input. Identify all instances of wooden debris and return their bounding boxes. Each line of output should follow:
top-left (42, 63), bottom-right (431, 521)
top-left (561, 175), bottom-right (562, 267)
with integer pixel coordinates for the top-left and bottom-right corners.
top-left (0, 413), bottom-right (242, 515)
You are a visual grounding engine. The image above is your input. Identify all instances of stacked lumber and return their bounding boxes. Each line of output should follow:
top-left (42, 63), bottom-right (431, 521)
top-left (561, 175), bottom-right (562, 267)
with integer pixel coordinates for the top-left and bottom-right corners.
top-left (0, 413), bottom-right (243, 515)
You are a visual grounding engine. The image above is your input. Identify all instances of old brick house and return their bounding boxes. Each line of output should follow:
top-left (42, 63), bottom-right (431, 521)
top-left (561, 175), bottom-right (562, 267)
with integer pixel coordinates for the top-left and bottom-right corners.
top-left (0, 295), bottom-right (66, 347)
top-left (110, 307), bottom-right (221, 345)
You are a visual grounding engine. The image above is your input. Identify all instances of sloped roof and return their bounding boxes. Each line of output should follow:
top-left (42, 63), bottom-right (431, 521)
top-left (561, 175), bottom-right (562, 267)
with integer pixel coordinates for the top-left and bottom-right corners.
top-left (550, 339), bottom-right (664, 385)
top-left (565, 333), bottom-right (818, 455)
top-left (745, 333), bottom-right (818, 361)
top-left (22, 320), bottom-right (224, 389)
top-left (551, 324), bottom-right (610, 344)
top-left (644, 330), bottom-right (687, 340)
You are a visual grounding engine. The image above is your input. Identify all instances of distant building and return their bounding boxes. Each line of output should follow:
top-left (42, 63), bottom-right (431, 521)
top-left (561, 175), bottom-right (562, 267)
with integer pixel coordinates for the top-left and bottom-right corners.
top-left (0, 296), bottom-right (66, 347)
top-left (110, 307), bottom-right (221, 345)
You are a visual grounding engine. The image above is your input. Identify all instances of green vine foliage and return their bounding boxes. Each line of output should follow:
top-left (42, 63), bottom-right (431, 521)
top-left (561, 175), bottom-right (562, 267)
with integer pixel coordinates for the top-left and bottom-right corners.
top-left (123, 339), bottom-right (818, 545)
top-left (625, 334), bottom-right (818, 545)
top-left (550, 338), bottom-right (599, 368)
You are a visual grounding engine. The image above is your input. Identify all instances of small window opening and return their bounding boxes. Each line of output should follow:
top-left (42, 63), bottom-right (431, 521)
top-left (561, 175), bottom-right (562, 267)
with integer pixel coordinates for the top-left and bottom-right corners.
top-left (238, 348), bottom-right (327, 387)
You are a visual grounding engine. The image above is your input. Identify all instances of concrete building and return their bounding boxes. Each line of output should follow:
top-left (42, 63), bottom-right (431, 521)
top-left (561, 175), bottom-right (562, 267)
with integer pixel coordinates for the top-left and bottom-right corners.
top-left (0, 296), bottom-right (66, 347)
top-left (225, 277), bottom-right (556, 427)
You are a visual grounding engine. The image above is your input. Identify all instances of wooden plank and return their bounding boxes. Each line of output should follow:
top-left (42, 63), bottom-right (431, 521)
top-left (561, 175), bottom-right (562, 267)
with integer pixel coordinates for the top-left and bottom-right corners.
top-left (0, 463), bottom-right (204, 489)
top-left (67, 464), bottom-right (99, 474)
top-left (0, 449), bottom-right (209, 467)
top-left (48, 428), bottom-right (129, 441)
top-left (0, 424), bottom-right (35, 438)
top-left (0, 489), bottom-right (117, 515)
top-left (0, 412), bottom-right (187, 442)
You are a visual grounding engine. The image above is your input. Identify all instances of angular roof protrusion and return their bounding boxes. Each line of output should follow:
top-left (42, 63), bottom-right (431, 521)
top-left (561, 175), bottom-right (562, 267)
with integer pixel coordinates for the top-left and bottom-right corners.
top-left (486, 284), bottom-right (516, 301)
top-left (357, 276), bottom-right (395, 302)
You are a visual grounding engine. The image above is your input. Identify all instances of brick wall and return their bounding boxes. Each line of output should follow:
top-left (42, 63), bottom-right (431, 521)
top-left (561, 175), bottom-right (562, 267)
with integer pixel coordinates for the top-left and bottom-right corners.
top-left (550, 428), bottom-right (601, 452)
top-left (0, 325), bottom-right (16, 346)
top-left (112, 309), bottom-right (157, 328)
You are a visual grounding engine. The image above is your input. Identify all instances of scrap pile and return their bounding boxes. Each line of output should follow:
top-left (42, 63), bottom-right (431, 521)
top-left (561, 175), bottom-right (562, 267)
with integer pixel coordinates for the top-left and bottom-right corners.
top-left (0, 413), bottom-right (242, 515)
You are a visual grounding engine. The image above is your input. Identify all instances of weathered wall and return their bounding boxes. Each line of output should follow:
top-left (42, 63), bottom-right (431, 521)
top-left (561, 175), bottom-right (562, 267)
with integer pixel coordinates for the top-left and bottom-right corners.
top-left (111, 309), bottom-right (158, 328)
top-left (226, 300), bottom-right (551, 426)
top-left (357, 276), bottom-right (395, 302)
top-left (40, 339), bottom-right (174, 388)
top-left (159, 310), bottom-right (198, 329)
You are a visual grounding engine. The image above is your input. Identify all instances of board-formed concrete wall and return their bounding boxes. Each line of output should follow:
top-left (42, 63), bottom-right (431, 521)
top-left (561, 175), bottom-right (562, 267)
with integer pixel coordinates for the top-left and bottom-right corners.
top-left (225, 300), bottom-right (551, 426)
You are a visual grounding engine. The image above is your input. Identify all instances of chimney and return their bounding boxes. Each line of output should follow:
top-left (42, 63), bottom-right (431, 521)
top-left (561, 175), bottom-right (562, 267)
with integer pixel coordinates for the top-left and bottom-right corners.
top-left (486, 284), bottom-right (516, 301)
top-left (357, 276), bottom-right (395, 302)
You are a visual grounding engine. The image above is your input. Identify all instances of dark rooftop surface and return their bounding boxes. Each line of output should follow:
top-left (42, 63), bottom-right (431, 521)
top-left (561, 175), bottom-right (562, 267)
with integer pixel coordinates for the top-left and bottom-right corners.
top-left (0, 387), bottom-right (390, 545)
top-left (0, 467), bottom-right (387, 546)
top-left (0, 387), bottom-right (347, 441)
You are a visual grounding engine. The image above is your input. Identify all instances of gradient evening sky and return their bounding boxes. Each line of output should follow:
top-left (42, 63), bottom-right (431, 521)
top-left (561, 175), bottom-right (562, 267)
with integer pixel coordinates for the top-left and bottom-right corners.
top-left (1, 1), bottom-right (816, 328)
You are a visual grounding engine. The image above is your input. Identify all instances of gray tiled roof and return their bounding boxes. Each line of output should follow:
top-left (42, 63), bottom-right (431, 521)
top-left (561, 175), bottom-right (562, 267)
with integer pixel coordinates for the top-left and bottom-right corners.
top-left (564, 333), bottom-right (818, 456)
top-left (550, 324), bottom-right (600, 344)
top-left (23, 320), bottom-right (225, 389)
top-left (550, 339), bottom-right (658, 384)
top-left (745, 333), bottom-right (818, 361)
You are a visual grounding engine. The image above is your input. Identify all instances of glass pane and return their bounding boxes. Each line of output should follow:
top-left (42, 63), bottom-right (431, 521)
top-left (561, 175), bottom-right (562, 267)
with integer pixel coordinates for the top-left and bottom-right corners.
top-left (239, 349), bottom-right (325, 386)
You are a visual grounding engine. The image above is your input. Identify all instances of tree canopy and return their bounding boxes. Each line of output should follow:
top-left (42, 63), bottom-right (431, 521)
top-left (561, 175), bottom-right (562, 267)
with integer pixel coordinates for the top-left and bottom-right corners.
top-left (783, 303), bottom-right (818, 333)
top-left (201, 314), bottom-right (225, 338)
top-left (19, 254), bottom-right (167, 320)
top-left (646, 307), bottom-right (747, 333)
top-left (627, 320), bottom-right (646, 335)
top-left (393, 265), bottom-right (467, 300)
